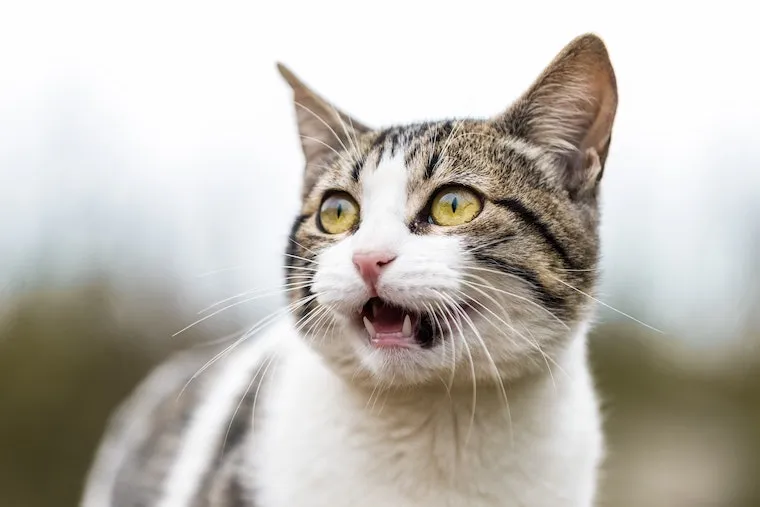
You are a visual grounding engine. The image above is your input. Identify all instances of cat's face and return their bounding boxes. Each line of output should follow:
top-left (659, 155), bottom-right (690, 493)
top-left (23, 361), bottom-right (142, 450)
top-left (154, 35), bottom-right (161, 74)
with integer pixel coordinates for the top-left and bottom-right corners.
top-left (280, 34), bottom-right (617, 388)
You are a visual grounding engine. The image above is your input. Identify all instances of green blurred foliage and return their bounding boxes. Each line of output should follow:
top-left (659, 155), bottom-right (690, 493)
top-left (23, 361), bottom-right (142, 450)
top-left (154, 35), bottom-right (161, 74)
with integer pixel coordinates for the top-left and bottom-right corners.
top-left (0, 281), bottom-right (758, 507)
top-left (0, 283), bottom-right (166, 507)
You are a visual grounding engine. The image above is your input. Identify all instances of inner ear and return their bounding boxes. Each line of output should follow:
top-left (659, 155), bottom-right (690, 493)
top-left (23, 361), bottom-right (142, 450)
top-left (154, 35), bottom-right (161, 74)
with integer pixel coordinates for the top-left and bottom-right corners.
top-left (495, 34), bottom-right (618, 199)
top-left (277, 63), bottom-right (371, 196)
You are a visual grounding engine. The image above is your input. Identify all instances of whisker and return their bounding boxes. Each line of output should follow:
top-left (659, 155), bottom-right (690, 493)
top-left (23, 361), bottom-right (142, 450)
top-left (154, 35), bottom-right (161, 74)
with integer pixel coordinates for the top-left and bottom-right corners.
top-left (174, 284), bottom-right (313, 337)
top-left (443, 291), bottom-right (513, 443)
top-left (251, 354), bottom-right (278, 433)
top-left (464, 262), bottom-right (661, 333)
top-left (365, 376), bottom-right (382, 413)
top-left (284, 265), bottom-right (320, 273)
top-left (461, 274), bottom-right (569, 330)
top-left (198, 281), bottom-right (313, 315)
top-left (457, 284), bottom-right (567, 385)
top-left (547, 275), bottom-right (663, 333)
top-left (427, 301), bottom-right (456, 393)
top-left (188, 328), bottom-right (247, 349)
top-left (423, 302), bottom-right (445, 366)
top-left (281, 274), bottom-right (316, 282)
top-left (373, 372), bottom-right (395, 417)
top-left (325, 101), bottom-right (363, 165)
top-left (464, 237), bottom-right (516, 254)
top-left (437, 121), bottom-right (462, 168)
top-left (283, 253), bottom-right (319, 265)
top-left (299, 135), bottom-right (351, 165)
top-left (294, 101), bottom-right (351, 155)
top-left (222, 357), bottom-right (268, 452)
top-left (179, 293), bottom-right (321, 396)
top-left (306, 304), bottom-right (335, 346)
top-left (461, 265), bottom-right (543, 291)
top-left (288, 237), bottom-right (319, 256)
top-left (434, 290), bottom-right (477, 446)
top-left (294, 304), bottom-right (331, 335)
top-left (521, 323), bottom-right (558, 391)
top-left (312, 307), bottom-right (337, 349)
top-left (433, 301), bottom-right (459, 393)
top-left (344, 115), bottom-right (362, 160)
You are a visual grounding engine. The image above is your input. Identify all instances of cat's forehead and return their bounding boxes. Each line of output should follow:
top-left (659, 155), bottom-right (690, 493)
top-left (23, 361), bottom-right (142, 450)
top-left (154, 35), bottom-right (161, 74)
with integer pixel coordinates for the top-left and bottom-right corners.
top-left (305, 119), bottom-right (549, 208)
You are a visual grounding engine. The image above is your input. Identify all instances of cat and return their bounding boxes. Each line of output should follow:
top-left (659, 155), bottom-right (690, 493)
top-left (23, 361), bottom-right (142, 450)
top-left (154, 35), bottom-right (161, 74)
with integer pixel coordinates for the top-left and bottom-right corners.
top-left (81, 32), bottom-right (618, 507)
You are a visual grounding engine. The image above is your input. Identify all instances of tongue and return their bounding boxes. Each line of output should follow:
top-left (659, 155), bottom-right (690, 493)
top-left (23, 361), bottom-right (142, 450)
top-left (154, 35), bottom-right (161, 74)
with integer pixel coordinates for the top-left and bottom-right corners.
top-left (372, 303), bottom-right (405, 334)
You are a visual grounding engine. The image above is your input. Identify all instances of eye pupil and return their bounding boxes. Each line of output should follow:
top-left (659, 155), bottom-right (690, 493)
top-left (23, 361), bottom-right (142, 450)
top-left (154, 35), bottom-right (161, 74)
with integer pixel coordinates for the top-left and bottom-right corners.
top-left (318, 192), bottom-right (359, 234)
top-left (429, 186), bottom-right (482, 227)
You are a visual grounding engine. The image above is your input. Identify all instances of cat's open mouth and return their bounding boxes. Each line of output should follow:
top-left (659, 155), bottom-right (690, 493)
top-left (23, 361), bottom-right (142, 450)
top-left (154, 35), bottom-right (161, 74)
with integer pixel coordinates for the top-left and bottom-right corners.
top-left (359, 297), bottom-right (436, 349)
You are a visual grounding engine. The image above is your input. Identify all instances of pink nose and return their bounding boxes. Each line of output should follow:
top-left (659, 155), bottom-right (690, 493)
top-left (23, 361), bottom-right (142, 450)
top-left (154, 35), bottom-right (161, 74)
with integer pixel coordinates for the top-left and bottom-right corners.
top-left (353, 252), bottom-right (397, 289)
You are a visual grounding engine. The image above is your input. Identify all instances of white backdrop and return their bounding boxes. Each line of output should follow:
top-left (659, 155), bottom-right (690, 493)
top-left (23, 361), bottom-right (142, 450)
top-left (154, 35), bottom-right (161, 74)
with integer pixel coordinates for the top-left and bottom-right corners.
top-left (1, 0), bottom-right (759, 343)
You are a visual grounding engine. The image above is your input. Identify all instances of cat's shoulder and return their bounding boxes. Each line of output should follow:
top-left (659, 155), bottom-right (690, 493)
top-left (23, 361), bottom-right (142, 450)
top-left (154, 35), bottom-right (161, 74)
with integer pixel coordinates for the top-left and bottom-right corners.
top-left (81, 319), bottom-right (289, 507)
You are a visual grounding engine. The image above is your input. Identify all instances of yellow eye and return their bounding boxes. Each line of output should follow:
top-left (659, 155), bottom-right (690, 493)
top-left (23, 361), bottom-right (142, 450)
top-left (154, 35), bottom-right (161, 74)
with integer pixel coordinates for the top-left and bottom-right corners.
top-left (429, 186), bottom-right (482, 226)
top-left (319, 192), bottom-right (360, 234)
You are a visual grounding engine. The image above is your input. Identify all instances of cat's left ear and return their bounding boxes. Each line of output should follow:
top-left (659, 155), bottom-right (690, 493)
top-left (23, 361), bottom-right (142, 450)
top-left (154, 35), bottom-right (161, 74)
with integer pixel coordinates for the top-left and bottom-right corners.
top-left (277, 64), bottom-right (370, 192)
top-left (495, 34), bottom-right (618, 200)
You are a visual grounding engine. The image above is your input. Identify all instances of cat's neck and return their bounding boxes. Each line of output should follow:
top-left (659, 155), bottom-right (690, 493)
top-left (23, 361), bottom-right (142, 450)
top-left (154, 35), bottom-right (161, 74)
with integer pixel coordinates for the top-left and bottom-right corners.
top-left (253, 324), bottom-right (601, 507)
top-left (273, 321), bottom-right (593, 428)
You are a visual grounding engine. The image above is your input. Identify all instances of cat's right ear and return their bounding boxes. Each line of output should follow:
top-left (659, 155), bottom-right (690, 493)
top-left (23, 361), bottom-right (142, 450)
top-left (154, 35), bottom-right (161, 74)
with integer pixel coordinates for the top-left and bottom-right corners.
top-left (494, 34), bottom-right (618, 201)
top-left (277, 63), bottom-right (370, 184)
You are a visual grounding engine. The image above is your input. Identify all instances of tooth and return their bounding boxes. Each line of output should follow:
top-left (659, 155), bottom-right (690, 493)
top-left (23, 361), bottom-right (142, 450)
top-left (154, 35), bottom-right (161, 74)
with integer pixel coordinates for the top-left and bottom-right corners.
top-left (402, 315), bottom-right (412, 337)
top-left (363, 317), bottom-right (377, 338)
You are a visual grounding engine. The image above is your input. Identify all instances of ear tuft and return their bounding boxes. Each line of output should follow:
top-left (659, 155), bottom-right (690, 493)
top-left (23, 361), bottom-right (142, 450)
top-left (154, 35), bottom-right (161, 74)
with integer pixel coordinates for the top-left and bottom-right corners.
top-left (497, 34), bottom-right (618, 199)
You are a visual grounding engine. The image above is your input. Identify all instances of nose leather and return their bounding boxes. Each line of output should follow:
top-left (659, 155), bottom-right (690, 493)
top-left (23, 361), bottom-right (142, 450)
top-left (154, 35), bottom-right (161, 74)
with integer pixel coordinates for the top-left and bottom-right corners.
top-left (352, 252), bottom-right (397, 290)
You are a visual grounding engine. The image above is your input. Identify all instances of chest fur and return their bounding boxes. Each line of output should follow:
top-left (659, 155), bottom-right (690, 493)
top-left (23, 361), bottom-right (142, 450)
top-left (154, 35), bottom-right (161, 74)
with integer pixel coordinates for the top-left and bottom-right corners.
top-left (251, 341), bottom-right (602, 507)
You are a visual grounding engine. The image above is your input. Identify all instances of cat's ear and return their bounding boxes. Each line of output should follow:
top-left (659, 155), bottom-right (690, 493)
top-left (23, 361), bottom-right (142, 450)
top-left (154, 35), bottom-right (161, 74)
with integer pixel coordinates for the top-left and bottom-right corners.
top-left (277, 63), bottom-right (370, 172)
top-left (496, 34), bottom-right (618, 199)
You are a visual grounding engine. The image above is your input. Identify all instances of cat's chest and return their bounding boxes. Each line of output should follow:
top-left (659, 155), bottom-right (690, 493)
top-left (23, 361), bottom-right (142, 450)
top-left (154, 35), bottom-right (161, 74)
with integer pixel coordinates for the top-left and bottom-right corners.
top-left (250, 345), bottom-right (583, 507)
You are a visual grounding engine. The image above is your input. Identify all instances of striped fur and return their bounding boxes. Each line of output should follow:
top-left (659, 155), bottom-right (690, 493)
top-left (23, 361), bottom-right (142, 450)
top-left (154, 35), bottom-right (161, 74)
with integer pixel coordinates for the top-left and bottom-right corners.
top-left (82, 34), bottom-right (617, 507)
top-left (81, 340), bottom-right (268, 507)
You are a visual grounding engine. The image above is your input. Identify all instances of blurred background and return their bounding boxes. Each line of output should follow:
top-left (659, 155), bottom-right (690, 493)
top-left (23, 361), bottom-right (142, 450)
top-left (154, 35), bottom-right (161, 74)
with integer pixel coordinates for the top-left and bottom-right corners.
top-left (1, 1), bottom-right (759, 506)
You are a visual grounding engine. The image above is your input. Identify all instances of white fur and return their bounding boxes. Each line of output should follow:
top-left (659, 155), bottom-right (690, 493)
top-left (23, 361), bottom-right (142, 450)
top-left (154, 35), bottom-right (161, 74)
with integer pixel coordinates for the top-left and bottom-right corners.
top-left (312, 153), bottom-right (466, 382)
top-left (248, 152), bottom-right (604, 506)
top-left (81, 355), bottom-right (200, 507)
top-left (144, 152), bottom-right (603, 506)
top-left (156, 330), bottom-right (277, 507)
top-left (313, 153), bottom-right (464, 313)
top-left (250, 320), bottom-right (602, 507)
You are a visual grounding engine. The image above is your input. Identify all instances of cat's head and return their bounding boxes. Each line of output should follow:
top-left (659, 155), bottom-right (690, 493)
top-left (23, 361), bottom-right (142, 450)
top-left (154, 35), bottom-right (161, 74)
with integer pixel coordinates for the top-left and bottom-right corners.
top-left (279, 34), bottom-right (617, 389)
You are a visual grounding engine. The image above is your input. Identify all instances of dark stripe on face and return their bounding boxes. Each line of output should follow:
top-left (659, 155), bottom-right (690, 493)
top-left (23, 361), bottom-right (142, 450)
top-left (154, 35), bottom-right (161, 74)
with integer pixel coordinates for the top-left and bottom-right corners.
top-left (350, 152), bottom-right (367, 182)
top-left (472, 252), bottom-right (565, 311)
top-left (493, 198), bottom-right (576, 269)
top-left (424, 121), bottom-right (454, 179)
top-left (295, 286), bottom-right (319, 323)
top-left (371, 128), bottom-right (390, 163)
top-left (388, 128), bottom-right (403, 156)
top-left (404, 144), bottom-right (420, 167)
top-left (285, 213), bottom-right (320, 322)
top-left (285, 213), bottom-right (311, 275)
top-left (425, 150), bottom-right (441, 179)
top-left (403, 124), bottom-right (432, 165)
